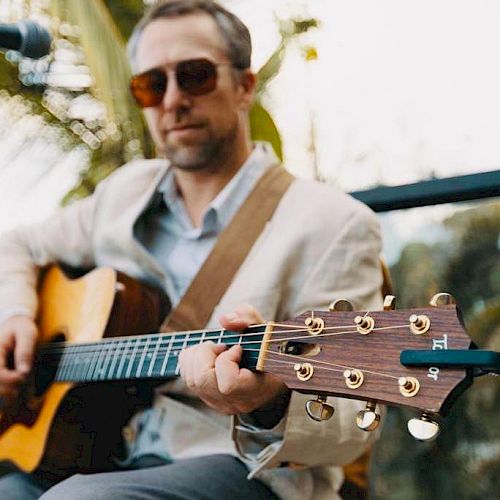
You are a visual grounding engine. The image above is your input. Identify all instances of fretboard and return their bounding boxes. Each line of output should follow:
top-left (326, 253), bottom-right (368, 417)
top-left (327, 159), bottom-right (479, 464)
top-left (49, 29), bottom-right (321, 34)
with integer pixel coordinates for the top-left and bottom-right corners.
top-left (37, 327), bottom-right (266, 384)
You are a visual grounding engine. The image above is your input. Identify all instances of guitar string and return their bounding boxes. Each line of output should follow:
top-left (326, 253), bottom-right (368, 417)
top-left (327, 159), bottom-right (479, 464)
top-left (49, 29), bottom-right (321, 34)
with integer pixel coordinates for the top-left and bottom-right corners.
top-left (243, 348), bottom-right (402, 380)
top-left (40, 322), bottom-right (411, 357)
top-left (54, 344), bottom-right (403, 383)
top-left (39, 320), bottom-right (349, 352)
top-left (47, 323), bottom-right (412, 383)
top-left (48, 324), bottom-right (411, 380)
top-left (40, 310), bottom-right (375, 352)
top-left (42, 323), bottom-right (411, 362)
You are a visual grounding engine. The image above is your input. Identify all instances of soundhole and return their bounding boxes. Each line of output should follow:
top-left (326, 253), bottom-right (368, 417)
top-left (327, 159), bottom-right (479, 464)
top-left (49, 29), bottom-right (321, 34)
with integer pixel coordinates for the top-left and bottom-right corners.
top-left (279, 341), bottom-right (321, 357)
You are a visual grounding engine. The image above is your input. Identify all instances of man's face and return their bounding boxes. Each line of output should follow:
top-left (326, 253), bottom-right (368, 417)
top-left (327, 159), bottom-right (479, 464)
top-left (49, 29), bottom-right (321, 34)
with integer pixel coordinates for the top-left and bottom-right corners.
top-left (135, 13), bottom-right (253, 170)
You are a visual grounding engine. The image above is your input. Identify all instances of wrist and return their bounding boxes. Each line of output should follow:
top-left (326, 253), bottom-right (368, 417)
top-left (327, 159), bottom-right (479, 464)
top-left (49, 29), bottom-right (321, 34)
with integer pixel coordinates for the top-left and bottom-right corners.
top-left (245, 388), bottom-right (291, 429)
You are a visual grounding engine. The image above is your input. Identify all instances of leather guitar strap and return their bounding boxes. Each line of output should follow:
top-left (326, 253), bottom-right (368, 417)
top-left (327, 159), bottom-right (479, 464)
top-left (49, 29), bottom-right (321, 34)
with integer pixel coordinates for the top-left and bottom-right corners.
top-left (160, 165), bottom-right (294, 332)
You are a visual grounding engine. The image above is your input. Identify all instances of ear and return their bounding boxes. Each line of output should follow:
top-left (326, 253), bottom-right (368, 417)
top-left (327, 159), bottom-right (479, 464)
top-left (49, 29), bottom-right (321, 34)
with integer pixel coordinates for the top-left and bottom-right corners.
top-left (237, 69), bottom-right (257, 110)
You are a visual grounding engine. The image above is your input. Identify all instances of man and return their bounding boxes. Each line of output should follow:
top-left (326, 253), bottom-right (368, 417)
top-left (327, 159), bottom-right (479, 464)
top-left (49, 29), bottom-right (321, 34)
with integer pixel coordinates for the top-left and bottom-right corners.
top-left (0, 1), bottom-right (383, 498)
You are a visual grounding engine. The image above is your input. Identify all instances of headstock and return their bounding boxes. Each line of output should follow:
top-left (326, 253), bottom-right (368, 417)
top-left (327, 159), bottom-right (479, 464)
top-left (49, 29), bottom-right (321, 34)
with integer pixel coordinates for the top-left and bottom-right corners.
top-left (260, 293), bottom-right (475, 441)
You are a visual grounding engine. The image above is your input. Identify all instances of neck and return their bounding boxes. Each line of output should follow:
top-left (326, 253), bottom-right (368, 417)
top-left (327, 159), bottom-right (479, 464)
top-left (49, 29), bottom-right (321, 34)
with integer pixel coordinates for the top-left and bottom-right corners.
top-left (173, 136), bottom-right (253, 227)
top-left (38, 326), bottom-right (266, 384)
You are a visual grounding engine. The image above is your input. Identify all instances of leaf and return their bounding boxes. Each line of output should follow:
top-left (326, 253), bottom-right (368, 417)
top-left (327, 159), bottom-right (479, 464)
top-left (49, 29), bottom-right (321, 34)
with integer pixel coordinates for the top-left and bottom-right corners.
top-left (49, 0), bottom-right (154, 203)
top-left (250, 101), bottom-right (282, 160)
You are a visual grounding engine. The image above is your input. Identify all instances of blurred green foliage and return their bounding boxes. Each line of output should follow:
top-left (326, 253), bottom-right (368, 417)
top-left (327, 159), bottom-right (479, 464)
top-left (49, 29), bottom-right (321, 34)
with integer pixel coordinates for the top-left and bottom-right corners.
top-left (373, 201), bottom-right (500, 499)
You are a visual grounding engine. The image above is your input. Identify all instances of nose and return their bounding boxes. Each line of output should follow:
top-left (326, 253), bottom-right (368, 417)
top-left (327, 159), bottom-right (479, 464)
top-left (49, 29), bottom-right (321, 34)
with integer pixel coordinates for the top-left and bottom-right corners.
top-left (161, 71), bottom-right (191, 112)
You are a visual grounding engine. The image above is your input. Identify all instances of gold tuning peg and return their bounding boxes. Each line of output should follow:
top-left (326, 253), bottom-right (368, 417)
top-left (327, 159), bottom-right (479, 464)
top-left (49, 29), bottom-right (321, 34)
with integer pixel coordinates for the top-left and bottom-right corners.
top-left (430, 293), bottom-right (455, 307)
top-left (328, 299), bottom-right (353, 312)
top-left (356, 401), bottom-right (381, 431)
top-left (305, 396), bottom-right (335, 422)
top-left (383, 295), bottom-right (396, 311)
top-left (407, 413), bottom-right (440, 441)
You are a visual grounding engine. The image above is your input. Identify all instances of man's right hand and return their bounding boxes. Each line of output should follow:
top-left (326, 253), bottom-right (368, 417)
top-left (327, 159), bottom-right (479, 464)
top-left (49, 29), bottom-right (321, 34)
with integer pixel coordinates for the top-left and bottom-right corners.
top-left (0, 316), bottom-right (37, 398)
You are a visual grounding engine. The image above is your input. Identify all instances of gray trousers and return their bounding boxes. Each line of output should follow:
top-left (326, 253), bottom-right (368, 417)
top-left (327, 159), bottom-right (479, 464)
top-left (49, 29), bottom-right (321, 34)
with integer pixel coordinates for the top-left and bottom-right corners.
top-left (0, 455), bottom-right (278, 500)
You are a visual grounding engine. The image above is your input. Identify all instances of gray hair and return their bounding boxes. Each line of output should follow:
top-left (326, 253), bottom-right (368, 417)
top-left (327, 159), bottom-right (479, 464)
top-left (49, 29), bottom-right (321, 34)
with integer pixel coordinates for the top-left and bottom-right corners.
top-left (127, 0), bottom-right (252, 72)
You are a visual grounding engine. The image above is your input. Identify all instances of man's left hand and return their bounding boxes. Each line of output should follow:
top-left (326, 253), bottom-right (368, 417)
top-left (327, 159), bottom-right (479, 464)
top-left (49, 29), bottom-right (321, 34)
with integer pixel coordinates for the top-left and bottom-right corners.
top-left (178, 304), bottom-right (288, 415)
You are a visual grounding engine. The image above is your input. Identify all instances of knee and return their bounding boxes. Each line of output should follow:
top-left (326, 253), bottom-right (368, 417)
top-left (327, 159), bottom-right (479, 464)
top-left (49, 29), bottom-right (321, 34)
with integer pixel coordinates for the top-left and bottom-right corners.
top-left (40, 474), bottom-right (107, 500)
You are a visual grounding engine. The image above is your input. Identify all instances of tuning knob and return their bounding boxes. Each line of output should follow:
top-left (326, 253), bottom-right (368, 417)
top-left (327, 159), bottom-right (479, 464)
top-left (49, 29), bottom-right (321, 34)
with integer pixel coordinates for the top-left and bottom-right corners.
top-left (329, 299), bottom-right (354, 311)
top-left (383, 295), bottom-right (396, 311)
top-left (430, 293), bottom-right (455, 307)
top-left (356, 401), bottom-right (381, 431)
top-left (305, 396), bottom-right (335, 422)
top-left (407, 413), bottom-right (440, 441)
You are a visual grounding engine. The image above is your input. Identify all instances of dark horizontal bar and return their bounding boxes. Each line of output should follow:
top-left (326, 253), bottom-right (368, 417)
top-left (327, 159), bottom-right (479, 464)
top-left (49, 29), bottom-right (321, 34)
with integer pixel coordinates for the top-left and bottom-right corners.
top-left (401, 349), bottom-right (500, 373)
top-left (350, 170), bottom-right (500, 212)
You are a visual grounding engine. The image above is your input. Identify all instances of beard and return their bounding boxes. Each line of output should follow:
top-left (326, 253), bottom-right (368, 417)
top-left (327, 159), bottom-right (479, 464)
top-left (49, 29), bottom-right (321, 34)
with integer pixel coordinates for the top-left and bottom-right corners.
top-left (164, 122), bottom-right (239, 172)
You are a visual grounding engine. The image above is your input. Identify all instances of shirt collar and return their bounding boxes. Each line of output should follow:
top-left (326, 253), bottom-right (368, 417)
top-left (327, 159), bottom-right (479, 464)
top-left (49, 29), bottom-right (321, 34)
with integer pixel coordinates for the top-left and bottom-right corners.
top-left (157, 142), bottom-right (279, 236)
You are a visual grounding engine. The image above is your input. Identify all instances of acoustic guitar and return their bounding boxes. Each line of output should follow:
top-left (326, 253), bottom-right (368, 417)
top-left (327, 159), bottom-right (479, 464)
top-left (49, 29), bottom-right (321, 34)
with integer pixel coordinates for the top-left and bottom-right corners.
top-left (0, 266), bottom-right (497, 478)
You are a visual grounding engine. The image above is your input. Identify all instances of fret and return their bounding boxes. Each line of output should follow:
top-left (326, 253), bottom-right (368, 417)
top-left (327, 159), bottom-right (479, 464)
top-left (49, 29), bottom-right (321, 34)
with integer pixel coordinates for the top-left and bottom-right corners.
top-left (125, 338), bottom-right (141, 379)
top-left (101, 340), bottom-right (118, 380)
top-left (239, 326), bottom-right (266, 371)
top-left (93, 343), bottom-right (107, 381)
top-left (92, 343), bottom-right (108, 381)
top-left (116, 339), bottom-right (132, 379)
top-left (147, 335), bottom-right (162, 377)
top-left (72, 350), bottom-right (86, 381)
top-left (159, 336), bottom-right (174, 376)
top-left (66, 346), bottom-right (79, 381)
top-left (55, 352), bottom-right (69, 381)
top-left (90, 342), bottom-right (105, 381)
top-left (188, 331), bottom-right (203, 347)
top-left (135, 336), bottom-right (151, 378)
top-left (82, 344), bottom-right (98, 382)
top-left (84, 344), bottom-right (95, 381)
top-left (63, 351), bottom-right (76, 381)
top-left (175, 333), bottom-right (189, 375)
top-left (216, 329), bottom-right (224, 344)
top-left (107, 339), bottom-right (124, 380)
top-left (61, 348), bottom-right (72, 380)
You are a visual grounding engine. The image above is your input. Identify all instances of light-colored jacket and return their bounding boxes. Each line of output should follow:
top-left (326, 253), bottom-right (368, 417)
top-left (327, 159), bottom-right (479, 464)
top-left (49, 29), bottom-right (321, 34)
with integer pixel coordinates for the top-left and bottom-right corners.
top-left (0, 159), bottom-right (383, 500)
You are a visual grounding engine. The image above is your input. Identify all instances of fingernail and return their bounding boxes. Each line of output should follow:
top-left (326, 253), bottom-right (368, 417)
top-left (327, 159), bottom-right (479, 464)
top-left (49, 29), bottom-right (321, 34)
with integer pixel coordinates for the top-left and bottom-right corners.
top-left (225, 313), bottom-right (238, 322)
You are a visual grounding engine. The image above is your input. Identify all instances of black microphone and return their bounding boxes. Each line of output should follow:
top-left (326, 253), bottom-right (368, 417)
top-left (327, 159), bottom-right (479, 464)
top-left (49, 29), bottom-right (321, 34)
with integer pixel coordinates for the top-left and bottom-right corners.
top-left (0, 20), bottom-right (51, 59)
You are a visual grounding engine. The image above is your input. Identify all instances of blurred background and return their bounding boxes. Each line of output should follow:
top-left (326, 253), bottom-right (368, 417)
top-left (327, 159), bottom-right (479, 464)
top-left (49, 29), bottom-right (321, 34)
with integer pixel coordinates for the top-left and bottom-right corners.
top-left (0, 0), bottom-right (498, 498)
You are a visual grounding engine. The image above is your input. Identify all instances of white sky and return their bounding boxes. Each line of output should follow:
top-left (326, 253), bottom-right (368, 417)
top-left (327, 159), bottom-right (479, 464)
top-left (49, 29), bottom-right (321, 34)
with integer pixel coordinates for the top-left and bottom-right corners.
top-left (228, 0), bottom-right (500, 186)
top-left (1, 0), bottom-right (499, 264)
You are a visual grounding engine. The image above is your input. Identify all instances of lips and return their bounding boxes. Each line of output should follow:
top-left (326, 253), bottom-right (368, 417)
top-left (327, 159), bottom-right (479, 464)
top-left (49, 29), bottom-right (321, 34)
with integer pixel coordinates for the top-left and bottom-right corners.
top-left (166, 123), bottom-right (204, 133)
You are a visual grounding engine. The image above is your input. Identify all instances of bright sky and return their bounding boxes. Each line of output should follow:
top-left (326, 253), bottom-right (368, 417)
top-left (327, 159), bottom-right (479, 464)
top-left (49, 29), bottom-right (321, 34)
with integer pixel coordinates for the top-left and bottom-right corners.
top-left (1, 0), bottom-right (499, 263)
top-left (228, 0), bottom-right (500, 185)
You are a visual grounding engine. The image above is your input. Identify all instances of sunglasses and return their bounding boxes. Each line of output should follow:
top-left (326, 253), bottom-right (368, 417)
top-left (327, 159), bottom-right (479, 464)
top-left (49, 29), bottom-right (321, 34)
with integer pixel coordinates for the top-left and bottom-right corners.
top-left (130, 58), bottom-right (231, 108)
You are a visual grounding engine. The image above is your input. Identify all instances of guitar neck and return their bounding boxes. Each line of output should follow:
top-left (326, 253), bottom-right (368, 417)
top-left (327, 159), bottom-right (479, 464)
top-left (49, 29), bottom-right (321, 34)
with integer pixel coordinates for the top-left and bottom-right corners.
top-left (37, 327), bottom-right (267, 384)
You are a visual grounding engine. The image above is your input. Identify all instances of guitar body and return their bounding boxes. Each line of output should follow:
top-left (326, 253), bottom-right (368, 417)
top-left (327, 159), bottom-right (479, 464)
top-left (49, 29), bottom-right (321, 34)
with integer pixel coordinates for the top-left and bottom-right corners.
top-left (0, 267), bottom-right (167, 479)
